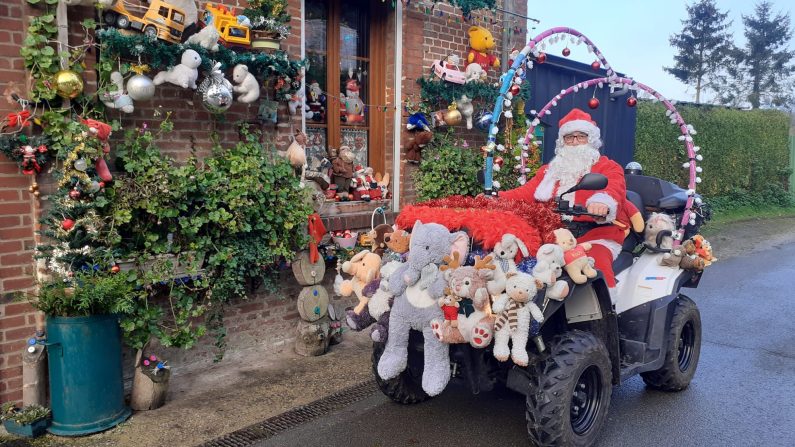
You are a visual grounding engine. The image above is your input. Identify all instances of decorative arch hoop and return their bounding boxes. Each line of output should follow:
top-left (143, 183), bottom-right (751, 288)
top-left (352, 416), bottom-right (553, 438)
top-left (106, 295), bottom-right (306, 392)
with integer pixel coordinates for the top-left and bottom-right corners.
top-left (482, 27), bottom-right (617, 192)
top-left (483, 28), bottom-right (701, 247)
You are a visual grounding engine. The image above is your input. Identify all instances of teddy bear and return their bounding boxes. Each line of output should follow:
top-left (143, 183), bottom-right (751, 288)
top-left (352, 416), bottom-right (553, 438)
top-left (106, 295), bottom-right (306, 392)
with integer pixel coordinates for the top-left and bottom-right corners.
top-left (465, 62), bottom-right (486, 83)
top-left (532, 243), bottom-right (570, 301)
top-left (102, 71), bottom-right (134, 114)
top-left (492, 271), bottom-right (545, 366)
top-left (554, 228), bottom-right (597, 284)
top-left (487, 233), bottom-right (529, 297)
top-left (232, 64), bottom-right (260, 104)
top-left (378, 221), bottom-right (469, 397)
top-left (362, 229), bottom-right (411, 342)
top-left (430, 252), bottom-right (496, 348)
top-left (331, 146), bottom-right (355, 200)
top-left (368, 224), bottom-right (393, 257)
top-left (691, 235), bottom-right (717, 266)
top-left (186, 25), bottom-right (220, 52)
top-left (153, 49), bottom-right (201, 90)
top-left (383, 228), bottom-right (410, 264)
top-left (405, 130), bottom-right (433, 164)
top-left (671, 239), bottom-right (706, 270)
top-left (458, 95), bottom-right (474, 130)
top-left (466, 26), bottom-right (500, 73)
top-left (438, 292), bottom-right (461, 328)
top-left (336, 249), bottom-right (382, 316)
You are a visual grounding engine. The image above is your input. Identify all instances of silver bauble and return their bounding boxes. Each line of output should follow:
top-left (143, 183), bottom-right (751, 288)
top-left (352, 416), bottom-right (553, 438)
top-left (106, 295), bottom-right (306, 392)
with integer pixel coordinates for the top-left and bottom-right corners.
top-left (127, 74), bottom-right (155, 101)
top-left (198, 63), bottom-right (233, 114)
top-left (73, 158), bottom-right (88, 172)
top-left (88, 181), bottom-right (101, 193)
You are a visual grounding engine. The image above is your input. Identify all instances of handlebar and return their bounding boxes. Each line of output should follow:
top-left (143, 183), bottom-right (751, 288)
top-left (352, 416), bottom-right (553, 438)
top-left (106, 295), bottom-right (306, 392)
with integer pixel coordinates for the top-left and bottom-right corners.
top-left (555, 200), bottom-right (605, 219)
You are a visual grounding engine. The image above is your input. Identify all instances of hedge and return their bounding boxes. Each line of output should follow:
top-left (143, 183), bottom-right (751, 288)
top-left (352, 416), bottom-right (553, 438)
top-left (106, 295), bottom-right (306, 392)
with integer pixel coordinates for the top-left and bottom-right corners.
top-left (634, 102), bottom-right (792, 198)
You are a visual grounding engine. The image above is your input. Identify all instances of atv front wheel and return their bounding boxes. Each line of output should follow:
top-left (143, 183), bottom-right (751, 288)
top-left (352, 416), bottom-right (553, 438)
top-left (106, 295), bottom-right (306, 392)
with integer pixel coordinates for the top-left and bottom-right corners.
top-left (372, 330), bottom-right (430, 404)
top-left (641, 295), bottom-right (702, 391)
top-left (526, 330), bottom-right (612, 447)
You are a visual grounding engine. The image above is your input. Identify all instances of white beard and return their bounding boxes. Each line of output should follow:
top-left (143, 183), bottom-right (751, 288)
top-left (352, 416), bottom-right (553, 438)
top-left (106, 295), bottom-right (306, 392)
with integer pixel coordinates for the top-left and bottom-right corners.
top-left (534, 143), bottom-right (601, 201)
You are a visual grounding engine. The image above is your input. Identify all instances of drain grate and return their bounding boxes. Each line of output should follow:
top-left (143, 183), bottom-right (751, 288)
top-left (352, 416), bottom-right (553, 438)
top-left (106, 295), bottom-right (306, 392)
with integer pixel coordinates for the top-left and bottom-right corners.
top-left (198, 379), bottom-right (379, 447)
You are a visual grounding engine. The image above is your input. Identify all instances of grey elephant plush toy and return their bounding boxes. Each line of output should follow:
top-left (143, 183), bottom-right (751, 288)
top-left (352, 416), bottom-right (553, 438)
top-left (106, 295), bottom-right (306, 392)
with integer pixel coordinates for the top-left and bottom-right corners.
top-left (377, 220), bottom-right (469, 396)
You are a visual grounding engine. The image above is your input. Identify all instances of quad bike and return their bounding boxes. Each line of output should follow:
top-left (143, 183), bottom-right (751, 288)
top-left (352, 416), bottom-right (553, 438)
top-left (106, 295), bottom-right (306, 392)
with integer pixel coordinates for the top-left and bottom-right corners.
top-left (372, 28), bottom-right (709, 447)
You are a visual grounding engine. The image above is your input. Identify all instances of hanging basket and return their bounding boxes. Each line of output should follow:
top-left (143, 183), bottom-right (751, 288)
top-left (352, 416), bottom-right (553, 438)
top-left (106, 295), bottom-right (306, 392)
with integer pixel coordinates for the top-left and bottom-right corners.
top-left (251, 30), bottom-right (282, 52)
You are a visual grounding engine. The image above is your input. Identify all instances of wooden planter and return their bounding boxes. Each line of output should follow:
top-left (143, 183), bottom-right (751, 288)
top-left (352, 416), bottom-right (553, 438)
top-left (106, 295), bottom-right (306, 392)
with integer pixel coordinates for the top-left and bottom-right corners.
top-left (3, 418), bottom-right (49, 438)
top-left (130, 350), bottom-right (171, 411)
top-left (251, 30), bottom-right (282, 52)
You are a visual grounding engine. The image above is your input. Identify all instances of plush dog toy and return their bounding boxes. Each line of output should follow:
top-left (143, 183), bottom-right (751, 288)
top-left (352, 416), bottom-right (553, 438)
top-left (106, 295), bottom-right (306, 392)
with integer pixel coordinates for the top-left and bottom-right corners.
top-left (336, 250), bottom-right (382, 315)
top-left (405, 130), bottom-right (433, 164)
top-left (232, 64), bottom-right (260, 103)
top-left (488, 233), bottom-right (529, 296)
top-left (430, 253), bottom-right (496, 348)
top-left (378, 221), bottom-right (468, 397)
top-left (532, 243), bottom-right (569, 301)
top-left (554, 228), bottom-right (597, 284)
top-left (492, 271), bottom-right (544, 366)
top-left (153, 49), bottom-right (201, 90)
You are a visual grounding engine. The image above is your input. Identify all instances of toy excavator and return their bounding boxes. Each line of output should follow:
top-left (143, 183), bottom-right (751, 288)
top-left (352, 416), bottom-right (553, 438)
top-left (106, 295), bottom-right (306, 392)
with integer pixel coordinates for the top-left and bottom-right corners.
top-left (203, 3), bottom-right (251, 48)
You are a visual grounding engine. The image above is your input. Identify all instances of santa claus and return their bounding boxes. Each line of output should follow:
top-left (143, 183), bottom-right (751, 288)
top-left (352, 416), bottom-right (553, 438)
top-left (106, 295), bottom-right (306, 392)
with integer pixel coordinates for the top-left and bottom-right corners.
top-left (499, 108), bottom-right (627, 288)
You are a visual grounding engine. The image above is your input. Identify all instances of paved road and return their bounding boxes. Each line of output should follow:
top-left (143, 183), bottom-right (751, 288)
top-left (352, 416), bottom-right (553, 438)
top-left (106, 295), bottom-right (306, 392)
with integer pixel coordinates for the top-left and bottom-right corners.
top-left (258, 242), bottom-right (795, 447)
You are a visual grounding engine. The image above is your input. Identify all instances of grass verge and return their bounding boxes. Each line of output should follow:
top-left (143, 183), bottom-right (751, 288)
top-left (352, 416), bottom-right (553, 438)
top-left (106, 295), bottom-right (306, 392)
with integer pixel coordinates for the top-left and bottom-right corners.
top-left (702, 205), bottom-right (795, 237)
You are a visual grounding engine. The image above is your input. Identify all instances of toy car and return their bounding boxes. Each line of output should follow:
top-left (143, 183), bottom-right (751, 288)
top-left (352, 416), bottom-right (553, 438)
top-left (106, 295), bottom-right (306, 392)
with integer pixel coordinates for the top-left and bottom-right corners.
top-left (431, 59), bottom-right (467, 84)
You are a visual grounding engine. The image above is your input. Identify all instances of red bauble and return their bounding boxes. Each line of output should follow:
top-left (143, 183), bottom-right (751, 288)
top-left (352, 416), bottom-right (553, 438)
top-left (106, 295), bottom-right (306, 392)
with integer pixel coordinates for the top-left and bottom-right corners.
top-left (591, 60), bottom-right (601, 71)
top-left (62, 218), bottom-right (75, 231)
top-left (69, 190), bottom-right (81, 199)
top-left (588, 98), bottom-right (600, 109)
top-left (494, 156), bottom-right (504, 167)
top-left (509, 85), bottom-right (521, 96)
top-left (562, 47), bottom-right (571, 57)
top-left (111, 265), bottom-right (121, 273)
top-left (99, 182), bottom-right (105, 188)
top-left (627, 96), bottom-right (638, 107)
top-left (535, 52), bottom-right (547, 64)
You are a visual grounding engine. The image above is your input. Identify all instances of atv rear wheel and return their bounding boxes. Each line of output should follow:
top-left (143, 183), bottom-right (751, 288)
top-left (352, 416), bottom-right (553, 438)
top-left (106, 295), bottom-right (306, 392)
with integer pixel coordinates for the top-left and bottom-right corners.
top-left (372, 330), bottom-right (430, 404)
top-left (526, 330), bottom-right (612, 447)
top-left (641, 295), bottom-right (702, 391)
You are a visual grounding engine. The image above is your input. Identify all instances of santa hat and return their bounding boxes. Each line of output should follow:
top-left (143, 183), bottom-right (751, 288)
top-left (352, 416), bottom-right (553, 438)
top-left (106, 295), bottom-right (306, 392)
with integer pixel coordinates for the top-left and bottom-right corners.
top-left (558, 108), bottom-right (601, 142)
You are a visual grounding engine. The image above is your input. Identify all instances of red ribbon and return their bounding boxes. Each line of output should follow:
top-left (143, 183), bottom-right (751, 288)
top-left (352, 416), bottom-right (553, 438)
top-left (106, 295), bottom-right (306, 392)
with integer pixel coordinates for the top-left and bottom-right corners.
top-left (6, 110), bottom-right (31, 128)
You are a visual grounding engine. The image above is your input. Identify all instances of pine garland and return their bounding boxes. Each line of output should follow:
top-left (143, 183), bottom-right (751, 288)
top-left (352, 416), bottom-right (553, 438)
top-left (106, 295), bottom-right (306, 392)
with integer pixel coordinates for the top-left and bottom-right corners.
top-left (0, 133), bottom-right (51, 174)
top-left (417, 77), bottom-right (499, 105)
top-left (96, 29), bottom-right (305, 100)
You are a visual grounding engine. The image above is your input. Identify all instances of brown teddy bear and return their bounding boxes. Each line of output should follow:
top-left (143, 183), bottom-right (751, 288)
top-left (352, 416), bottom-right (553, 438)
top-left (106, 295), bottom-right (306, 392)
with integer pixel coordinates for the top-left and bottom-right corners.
top-left (368, 224), bottom-right (394, 257)
top-left (332, 145), bottom-right (355, 200)
top-left (335, 250), bottom-right (382, 315)
top-left (554, 228), bottom-right (597, 284)
top-left (383, 228), bottom-right (411, 263)
top-left (405, 130), bottom-right (433, 164)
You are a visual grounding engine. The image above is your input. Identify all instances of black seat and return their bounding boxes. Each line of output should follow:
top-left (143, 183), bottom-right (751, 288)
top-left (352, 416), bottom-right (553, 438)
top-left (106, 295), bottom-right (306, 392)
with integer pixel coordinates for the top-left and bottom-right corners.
top-left (612, 190), bottom-right (646, 276)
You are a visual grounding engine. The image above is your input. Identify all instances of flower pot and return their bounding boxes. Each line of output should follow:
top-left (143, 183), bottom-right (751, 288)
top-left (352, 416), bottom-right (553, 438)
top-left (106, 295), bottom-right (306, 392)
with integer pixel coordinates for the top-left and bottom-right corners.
top-left (3, 418), bottom-right (49, 438)
top-left (251, 31), bottom-right (281, 52)
top-left (46, 315), bottom-right (131, 436)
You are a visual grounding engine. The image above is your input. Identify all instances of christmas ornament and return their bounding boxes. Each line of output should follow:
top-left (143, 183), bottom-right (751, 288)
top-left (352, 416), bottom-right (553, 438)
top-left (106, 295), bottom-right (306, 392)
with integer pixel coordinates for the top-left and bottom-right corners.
top-left (87, 181), bottom-right (101, 193)
top-left (102, 71), bottom-right (134, 113)
top-left (627, 96), bottom-right (637, 107)
top-left (475, 111), bottom-right (493, 132)
top-left (509, 84), bottom-right (521, 96)
top-left (126, 74), bottom-right (156, 101)
top-left (69, 190), bottom-right (81, 200)
top-left (73, 158), bottom-right (88, 172)
top-left (95, 158), bottom-right (113, 182)
top-left (198, 62), bottom-right (233, 114)
top-left (111, 265), bottom-right (121, 274)
top-left (62, 218), bottom-right (75, 231)
top-left (562, 47), bottom-right (571, 57)
top-left (591, 60), bottom-right (601, 70)
top-left (535, 52), bottom-right (547, 64)
top-left (54, 70), bottom-right (84, 99)
top-left (494, 156), bottom-right (504, 168)
top-left (443, 103), bottom-right (462, 126)
top-left (588, 97), bottom-right (600, 109)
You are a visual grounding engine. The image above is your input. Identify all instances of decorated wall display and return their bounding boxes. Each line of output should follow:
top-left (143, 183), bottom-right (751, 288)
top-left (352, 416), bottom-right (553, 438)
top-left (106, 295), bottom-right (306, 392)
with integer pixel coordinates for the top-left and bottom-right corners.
top-left (341, 128), bottom-right (368, 167)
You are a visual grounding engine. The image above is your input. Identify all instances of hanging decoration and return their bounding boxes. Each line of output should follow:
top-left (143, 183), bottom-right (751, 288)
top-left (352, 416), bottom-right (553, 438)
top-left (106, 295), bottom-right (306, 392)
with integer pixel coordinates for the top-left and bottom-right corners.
top-left (231, 64), bottom-right (261, 104)
top-left (198, 62), bottom-right (234, 114)
top-left (101, 71), bottom-right (135, 113)
top-left (0, 133), bottom-right (51, 177)
top-left (152, 49), bottom-right (201, 90)
top-left (54, 69), bottom-right (85, 99)
top-left (127, 66), bottom-right (156, 101)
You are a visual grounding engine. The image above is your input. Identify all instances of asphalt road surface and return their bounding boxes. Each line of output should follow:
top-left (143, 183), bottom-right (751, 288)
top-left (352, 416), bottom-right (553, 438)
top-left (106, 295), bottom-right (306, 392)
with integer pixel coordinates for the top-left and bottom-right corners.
top-left (258, 242), bottom-right (795, 447)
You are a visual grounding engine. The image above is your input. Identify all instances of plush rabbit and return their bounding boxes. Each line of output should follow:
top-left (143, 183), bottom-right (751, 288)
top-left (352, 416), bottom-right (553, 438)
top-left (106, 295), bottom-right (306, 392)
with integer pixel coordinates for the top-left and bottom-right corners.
top-left (487, 233), bottom-right (529, 296)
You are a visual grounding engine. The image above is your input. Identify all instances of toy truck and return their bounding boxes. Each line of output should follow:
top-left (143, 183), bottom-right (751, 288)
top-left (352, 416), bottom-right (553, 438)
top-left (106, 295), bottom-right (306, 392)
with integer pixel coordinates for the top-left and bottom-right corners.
top-left (103, 0), bottom-right (187, 44)
top-left (203, 3), bottom-right (251, 48)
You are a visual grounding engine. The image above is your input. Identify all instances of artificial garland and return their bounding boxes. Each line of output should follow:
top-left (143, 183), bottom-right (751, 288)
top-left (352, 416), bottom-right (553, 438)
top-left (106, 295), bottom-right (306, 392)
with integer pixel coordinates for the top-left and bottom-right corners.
top-left (97, 29), bottom-right (305, 100)
top-left (417, 77), bottom-right (499, 104)
top-left (403, 0), bottom-right (498, 15)
top-left (0, 133), bottom-right (51, 175)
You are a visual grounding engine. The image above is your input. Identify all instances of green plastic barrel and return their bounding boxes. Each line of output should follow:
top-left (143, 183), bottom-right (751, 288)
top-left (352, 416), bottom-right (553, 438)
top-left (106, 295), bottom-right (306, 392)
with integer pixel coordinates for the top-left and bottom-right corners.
top-left (46, 315), bottom-right (131, 436)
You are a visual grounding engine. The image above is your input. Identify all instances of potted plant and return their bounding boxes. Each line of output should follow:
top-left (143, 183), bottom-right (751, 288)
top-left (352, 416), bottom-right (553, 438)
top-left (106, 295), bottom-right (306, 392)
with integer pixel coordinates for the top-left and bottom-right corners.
top-left (244, 0), bottom-right (291, 51)
top-left (31, 272), bottom-right (134, 436)
top-left (1, 403), bottom-right (51, 438)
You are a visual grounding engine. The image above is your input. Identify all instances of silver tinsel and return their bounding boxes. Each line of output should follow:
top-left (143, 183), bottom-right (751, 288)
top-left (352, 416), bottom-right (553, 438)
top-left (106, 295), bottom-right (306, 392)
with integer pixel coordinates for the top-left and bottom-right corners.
top-left (198, 62), bottom-right (233, 114)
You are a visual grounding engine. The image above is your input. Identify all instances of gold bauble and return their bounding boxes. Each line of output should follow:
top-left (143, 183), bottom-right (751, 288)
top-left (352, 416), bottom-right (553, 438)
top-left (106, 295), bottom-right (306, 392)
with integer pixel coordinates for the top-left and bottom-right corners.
top-left (54, 70), bottom-right (84, 99)
top-left (444, 109), bottom-right (462, 126)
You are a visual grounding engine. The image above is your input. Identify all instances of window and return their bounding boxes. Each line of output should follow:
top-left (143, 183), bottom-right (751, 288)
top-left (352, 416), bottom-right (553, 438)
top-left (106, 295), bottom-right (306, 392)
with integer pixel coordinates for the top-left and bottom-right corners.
top-left (305, 0), bottom-right (387, 177)
top-left (171, 11), bottom-right (184, 24)
top-left (158, 6), bottom-right (168, 18)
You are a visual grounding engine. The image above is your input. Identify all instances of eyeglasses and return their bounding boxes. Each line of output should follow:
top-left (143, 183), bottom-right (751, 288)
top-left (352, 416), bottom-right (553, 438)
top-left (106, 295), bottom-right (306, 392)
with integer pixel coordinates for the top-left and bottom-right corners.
top-left (563, 133), bottom-right (589, 143)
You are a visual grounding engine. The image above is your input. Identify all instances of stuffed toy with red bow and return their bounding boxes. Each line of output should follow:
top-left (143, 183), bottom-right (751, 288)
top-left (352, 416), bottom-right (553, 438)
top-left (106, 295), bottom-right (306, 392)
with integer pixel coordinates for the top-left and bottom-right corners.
top-left (81, 118), bottom-right (113, 182)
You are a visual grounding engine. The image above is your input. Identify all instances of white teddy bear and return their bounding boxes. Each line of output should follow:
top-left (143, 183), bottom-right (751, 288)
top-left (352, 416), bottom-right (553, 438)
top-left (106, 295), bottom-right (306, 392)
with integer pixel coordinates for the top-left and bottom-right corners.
top-left (232, 64), bottom-right (260, 104)
top-left (465, 62), bottom-right (486, 83)
top-left (153, 49), bottom-right (201, 90)
top-left (532, 243), bottom-right (570, 302)
top-left (186, 26), bottom-right (220, 52)
top-left (492, 271), bottom-right (544, 366)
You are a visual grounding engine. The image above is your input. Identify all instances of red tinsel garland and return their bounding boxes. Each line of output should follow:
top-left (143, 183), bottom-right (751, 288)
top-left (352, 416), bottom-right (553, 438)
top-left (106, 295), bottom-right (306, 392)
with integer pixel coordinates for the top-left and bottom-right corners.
top-left (395, 196), bottom-right (564, 256)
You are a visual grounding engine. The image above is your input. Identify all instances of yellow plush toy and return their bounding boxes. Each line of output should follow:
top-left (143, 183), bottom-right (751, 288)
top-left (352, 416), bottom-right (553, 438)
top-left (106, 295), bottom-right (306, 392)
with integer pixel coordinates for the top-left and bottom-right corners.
top-left (466, 26), bottom-right (500, 73)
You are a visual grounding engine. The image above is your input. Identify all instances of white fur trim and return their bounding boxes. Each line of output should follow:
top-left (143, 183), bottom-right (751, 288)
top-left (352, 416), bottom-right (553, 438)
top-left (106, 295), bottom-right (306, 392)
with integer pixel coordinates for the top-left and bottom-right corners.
top-left (588, 239), bottom-right (622, 259)
top-left (587, 192), bottom-right (618, 223)
top-left (559, 120), bottom-right (600, 141)
top-left (534, 167), bottom-right (556, 201)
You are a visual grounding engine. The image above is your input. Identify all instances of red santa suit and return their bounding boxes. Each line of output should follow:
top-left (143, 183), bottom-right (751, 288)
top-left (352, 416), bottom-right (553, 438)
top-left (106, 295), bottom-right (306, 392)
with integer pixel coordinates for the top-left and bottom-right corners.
top-left (499, 109), bottom-right (627, 287)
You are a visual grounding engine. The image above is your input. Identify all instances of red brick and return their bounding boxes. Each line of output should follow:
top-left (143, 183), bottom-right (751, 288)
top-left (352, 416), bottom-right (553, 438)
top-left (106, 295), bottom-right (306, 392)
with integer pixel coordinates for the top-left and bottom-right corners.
top-left (0, 252), bottom-right (32, 265)
top-left (0, 162), bottom-right (23, 174)
top-left (0, 189), bottom-right (20, 201)
top-left (1, 315), bottom-right (26, 328)
top-left (0, 267), bottom-right (23, 279)
top-left (0, 226), bottom-right (32, 239)
top-left (3, 277), bottom-right (34, 291)
top-left (0, 366), bottom-right (22, 381)
top-left (0, 340), bottom-right (26, 354)
top-left (0, 389), bottom-right (22, 405)
top-left (0, 201), bottom-right (31, 216)
top-left (2, 302), bottom-right (34, 316)
top-left (0, 215), bottom-right (20, 227)
top-left (3, 326), bottom-right (34, 342)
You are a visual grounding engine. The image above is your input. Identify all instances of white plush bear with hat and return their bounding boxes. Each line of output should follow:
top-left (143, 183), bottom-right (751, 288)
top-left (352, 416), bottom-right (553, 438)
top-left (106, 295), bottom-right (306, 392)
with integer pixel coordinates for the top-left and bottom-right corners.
top-left (153, 49), bottom-right (201, 90)
top-left (232, 64), bottom-right (260, 103)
